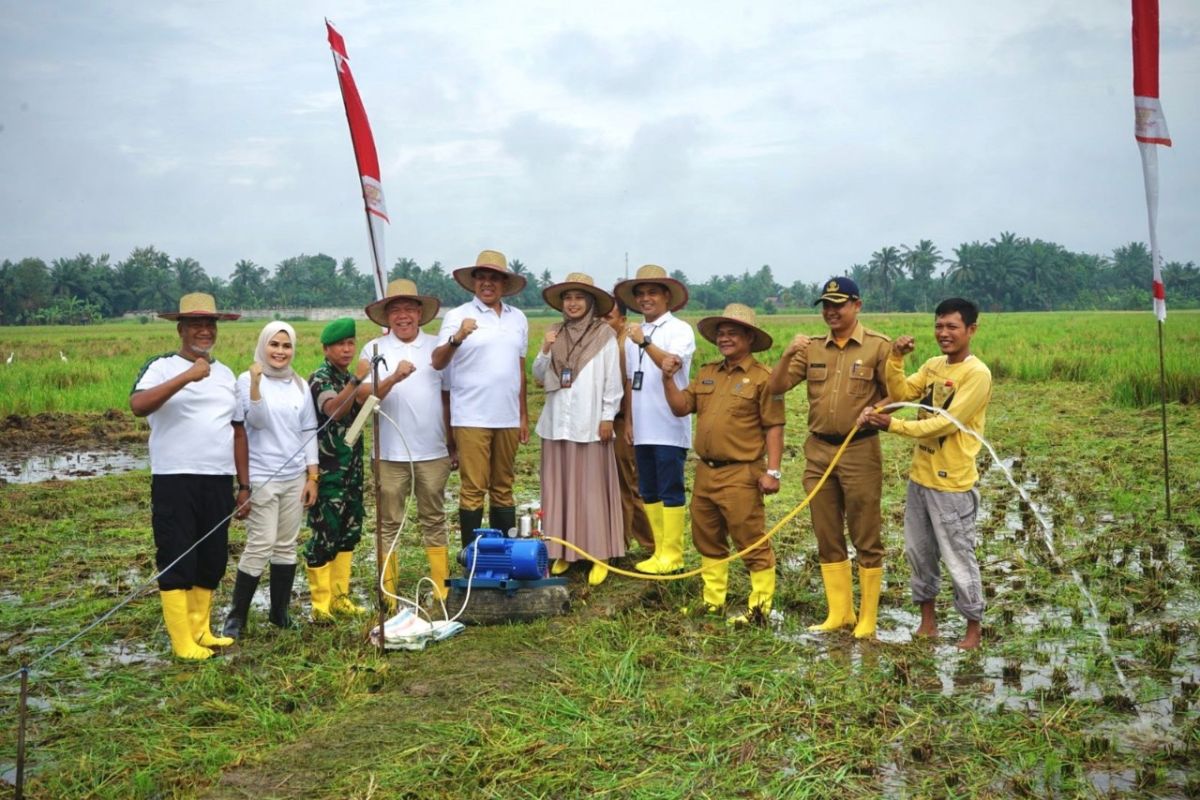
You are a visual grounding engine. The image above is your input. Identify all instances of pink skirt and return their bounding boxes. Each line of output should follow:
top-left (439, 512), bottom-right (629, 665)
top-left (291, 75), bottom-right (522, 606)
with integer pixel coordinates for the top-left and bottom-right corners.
top-left (540, 439), bottom-right (626, 562)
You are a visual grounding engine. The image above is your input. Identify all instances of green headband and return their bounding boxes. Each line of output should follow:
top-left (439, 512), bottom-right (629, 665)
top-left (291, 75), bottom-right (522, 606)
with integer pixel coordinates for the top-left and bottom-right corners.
top-left (321, 317), bottom-right (357, 346)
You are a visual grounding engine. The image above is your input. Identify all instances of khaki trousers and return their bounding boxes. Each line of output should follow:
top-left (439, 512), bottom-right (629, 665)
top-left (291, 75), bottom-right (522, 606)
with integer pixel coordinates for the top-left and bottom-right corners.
top-left (239, 473), bottom-right (305, 576)
top-left (377, 458), bottom-right (452, 547)
top-left (613, 416), bottom-right (654, 550)
top-left (453, 427), bottom-right (519, 511)
top-left (802, 434), bottom-right (884, 568)
top-left (691, 461), bottom-right (775, 573)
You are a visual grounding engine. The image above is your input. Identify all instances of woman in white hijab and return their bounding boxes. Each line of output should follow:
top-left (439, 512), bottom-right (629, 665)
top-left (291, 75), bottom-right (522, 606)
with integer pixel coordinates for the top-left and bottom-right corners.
top-left (223, 321), bottom-right (319, 638)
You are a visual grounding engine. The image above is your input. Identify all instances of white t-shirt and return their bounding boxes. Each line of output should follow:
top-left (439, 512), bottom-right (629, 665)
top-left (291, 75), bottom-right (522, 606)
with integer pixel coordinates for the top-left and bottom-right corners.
top-left (533, 337), bottom-right (622, 443)
top-left (134, 354), bottom-right (244, 475)
top-left (236, 372), bottom-right (319, 483)
top-left (438, 298), bottom-right (529, 428)
top-left (359, 331), bottom-right (450, 462)
top-left (624, 311), bottom-right (695, 449)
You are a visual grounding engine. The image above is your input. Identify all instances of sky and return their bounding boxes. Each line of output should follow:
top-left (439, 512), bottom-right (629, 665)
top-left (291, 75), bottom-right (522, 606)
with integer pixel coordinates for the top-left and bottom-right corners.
top-left (1, 0), bottom-right (1198, 291)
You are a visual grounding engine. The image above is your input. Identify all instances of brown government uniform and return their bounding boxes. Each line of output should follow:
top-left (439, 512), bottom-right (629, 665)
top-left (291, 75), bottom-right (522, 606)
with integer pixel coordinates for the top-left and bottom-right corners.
top-left (784, 321), bottom-right (890, 567)
top-left (679, 354), bottom-right (785, 572)
top-left (613, 327), bottom-right (655, 551)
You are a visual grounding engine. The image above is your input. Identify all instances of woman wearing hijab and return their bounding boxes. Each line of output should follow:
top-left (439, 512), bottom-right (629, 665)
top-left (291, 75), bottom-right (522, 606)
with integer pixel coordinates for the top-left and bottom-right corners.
top-left (533, 273), bottom-right (625, 585)
top-left (223, 321), bottom-right (319, 638)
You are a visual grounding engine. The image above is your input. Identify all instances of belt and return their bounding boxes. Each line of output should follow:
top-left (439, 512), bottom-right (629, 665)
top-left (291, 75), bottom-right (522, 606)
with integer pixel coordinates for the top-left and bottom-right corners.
top-left (699, 458), bottom-right (754, 469)
top-left (812, 429), bottom-right (878, 446)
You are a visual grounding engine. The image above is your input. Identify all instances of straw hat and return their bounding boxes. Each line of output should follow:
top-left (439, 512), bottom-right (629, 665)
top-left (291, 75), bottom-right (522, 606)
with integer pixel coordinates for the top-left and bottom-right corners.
top-left (613, 264), bottom-right (689, 312)
top-left (542, 272), bottom-right (614, 316)
top-left (451, 249), bottom-right (528, 296)
top-left (159, 292), bottom-right (240, 321)
top-left (697, 303), bottom-right (773, 353)
top-left (364, 279), bottom-right (441, 327)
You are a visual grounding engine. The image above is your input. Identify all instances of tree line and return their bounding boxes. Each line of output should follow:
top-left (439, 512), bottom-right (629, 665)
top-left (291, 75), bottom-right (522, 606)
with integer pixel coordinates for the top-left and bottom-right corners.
top-left (2, 233), bottom-right (1197, 325)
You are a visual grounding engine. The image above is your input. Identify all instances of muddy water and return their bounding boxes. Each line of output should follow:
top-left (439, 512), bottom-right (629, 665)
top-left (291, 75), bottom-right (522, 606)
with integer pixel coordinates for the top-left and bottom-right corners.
top-left (0, 447), bottom-right (147, 483)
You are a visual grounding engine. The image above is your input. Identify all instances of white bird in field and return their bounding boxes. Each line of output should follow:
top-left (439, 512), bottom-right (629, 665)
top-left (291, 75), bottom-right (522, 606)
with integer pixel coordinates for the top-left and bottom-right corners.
top-left (59, 350), bottom-right (68, 362)
top-left (5, 352), bottom-right (12, 365)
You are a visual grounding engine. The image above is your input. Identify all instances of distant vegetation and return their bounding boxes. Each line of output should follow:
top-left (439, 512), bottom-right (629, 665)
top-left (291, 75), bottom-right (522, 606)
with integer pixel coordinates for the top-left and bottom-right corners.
top-left (2, 233), bottom-right (1198, 325)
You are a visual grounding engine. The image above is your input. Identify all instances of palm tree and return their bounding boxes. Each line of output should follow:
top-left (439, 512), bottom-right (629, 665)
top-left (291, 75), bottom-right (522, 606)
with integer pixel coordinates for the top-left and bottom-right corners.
top-left (867, 246), bottom-right (903, 311)
top-left (902, 240), bottom-right (942, 311)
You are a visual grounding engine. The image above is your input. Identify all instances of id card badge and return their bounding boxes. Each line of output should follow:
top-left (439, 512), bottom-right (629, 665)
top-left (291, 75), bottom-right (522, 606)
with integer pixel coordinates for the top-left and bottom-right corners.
top-left (560, 368), bottom-right (573, 388)
top-left (631, 370), bottom-right (644, 390)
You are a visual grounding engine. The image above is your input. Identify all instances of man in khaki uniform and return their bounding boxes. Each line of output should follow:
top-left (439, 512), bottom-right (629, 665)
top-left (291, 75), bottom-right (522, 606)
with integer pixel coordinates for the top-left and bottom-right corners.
top-left (662, 304), bottom-right (784, 624)
top-left (602, 295), bottom-right (655, 555)
top-left (767, 277), bottom-right (890, 638)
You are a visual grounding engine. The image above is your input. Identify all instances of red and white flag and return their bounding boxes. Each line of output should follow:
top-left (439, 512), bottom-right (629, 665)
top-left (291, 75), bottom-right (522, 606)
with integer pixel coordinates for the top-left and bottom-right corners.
top-left (1132, 0), bottom-right (1171, 321)
top-left (327, 19), bottom-right (389, 301)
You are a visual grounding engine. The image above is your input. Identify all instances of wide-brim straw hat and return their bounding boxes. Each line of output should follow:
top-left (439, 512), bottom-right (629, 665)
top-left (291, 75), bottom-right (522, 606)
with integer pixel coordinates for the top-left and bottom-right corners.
top-left (542, 272), bottom-right (614, 316)
top-left (451, 249), bottom-right (528, 297)
top-left (159, 292), bottom-right (240, 321)
top-left (364, 279), bottom-right (441, 327)
top-left (613, 264), bottom-right (689, 312)
top-left (697, 303), bottom-right (773, 353)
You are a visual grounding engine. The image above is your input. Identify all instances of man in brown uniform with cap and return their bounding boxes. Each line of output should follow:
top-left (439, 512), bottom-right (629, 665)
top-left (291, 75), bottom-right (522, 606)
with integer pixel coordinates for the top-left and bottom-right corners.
top-left (662, 303), bottom-right (784, 624)
top-left (767, 277), bottom-right (890, 638)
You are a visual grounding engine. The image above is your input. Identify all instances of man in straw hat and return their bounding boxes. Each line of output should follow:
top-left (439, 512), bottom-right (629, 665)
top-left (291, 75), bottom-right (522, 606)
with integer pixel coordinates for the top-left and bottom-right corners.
top-left (431, 249), bottom-right (529, 548)
top-left (304, 317), bottom-right (372, 620)
top-left (612, 264), bottom-right (696, 575)
top-left (360, 280), bottom-right (455, 604)
top-left (766, 277), bottom-right (891, 639)
top-left (130, 292), bottom-right (250, 660)
top-left (660, 303), bottom-right (785, 623)
top-left (533, 273), bottom-right (625, 585)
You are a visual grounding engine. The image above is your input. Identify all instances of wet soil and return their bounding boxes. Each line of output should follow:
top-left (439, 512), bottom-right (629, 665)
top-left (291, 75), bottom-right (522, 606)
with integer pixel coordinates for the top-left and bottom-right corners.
top-left (0, 410), bottom-right (145, 450)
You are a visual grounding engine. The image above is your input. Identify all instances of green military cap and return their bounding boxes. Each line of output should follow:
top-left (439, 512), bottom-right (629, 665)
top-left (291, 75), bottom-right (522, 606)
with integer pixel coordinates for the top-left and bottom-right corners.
top-left (320, 317), bottom-right (357, 346)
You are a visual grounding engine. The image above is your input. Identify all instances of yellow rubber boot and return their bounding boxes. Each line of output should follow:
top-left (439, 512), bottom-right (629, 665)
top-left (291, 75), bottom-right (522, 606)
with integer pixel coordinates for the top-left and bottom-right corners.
top-left (187, 587), bottom-right (233, 648)
top-left (380, 551), bottom-right (400, 614)
top-left (701, 556), bottom-right (729, 610)
top-left (306, 562), bottom-right (334, 621)
top-left (331, 550), bottom-right (367, 615)
top-left (424, 546), bottom-right (450, 601)
top-left (551, 558), bottom-right (571, 575)
top-left (634, 501), bottom-right (665, 572)
top-left (588, 561), bottom-right (609, 586)
top-left (638, 505), bottom-right (685, 575)
top-left (160, 590), bottom-right (213, 660)
top-left (808, 559), bottom-right (857, 632)
top-left (853, 565), bottom-right (883, 639)
top-left (730, 567), bottom-right (776, 626)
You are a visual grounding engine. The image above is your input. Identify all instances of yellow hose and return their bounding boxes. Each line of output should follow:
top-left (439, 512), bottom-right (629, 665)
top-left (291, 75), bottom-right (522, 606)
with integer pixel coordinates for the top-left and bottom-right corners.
top-left (538, 425), bottom-right (862, 581)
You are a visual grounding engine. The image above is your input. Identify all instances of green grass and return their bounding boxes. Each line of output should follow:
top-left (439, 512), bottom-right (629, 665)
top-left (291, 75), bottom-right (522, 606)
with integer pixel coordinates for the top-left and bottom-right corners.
top-left (1, 310), bottom-right (1197, 414)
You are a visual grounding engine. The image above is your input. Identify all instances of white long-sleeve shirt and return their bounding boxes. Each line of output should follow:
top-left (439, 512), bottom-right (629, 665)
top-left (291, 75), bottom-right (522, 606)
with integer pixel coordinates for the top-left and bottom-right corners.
top-left (533, 338), bottom-right (622, 443)
top-left (236, 373), bottom-right (319, 483)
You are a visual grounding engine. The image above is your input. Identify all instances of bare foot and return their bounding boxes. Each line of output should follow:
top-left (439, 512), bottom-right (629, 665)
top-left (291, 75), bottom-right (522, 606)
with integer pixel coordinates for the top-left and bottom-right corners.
top-left (956, 620), bottom-right (982, 650)
top-left (914, 601), bottom-right (937, 639)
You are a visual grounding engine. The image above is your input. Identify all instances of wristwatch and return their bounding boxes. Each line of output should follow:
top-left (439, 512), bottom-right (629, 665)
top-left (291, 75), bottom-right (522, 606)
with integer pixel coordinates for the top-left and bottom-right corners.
top-left (766, 469), bottom-right (782, 480)
top-left (449, 336), bottom-right (462, 347)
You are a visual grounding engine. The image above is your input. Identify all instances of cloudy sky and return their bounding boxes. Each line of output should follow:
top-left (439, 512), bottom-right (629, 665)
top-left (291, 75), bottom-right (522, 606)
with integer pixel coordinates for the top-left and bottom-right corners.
top-left (2, 1), bottom-right (1197, 290)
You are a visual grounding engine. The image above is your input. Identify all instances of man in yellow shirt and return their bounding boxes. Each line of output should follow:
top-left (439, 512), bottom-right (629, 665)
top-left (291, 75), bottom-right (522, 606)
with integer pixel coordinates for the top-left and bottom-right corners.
top-left (860, 298), bottom-right (992, 650)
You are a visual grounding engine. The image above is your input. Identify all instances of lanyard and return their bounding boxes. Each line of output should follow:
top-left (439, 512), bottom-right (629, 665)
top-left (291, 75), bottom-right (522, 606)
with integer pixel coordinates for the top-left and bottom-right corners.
top-left (636, 322), bottom-right (661, 371)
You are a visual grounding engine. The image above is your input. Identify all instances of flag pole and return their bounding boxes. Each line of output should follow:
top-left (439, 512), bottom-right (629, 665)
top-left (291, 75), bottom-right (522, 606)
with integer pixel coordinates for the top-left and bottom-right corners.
top-left (1156, 319), bottom-right (1171, 518)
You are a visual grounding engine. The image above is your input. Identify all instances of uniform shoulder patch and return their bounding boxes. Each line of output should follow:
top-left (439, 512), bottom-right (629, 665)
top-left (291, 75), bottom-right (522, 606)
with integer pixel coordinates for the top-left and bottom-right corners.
top-left (863, 327), bottom-right (891, 342)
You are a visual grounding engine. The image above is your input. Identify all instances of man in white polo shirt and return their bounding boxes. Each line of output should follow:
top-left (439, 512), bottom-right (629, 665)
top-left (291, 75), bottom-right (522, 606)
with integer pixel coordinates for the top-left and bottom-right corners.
top-left (431, 249), bottom-right (529, 549)
top-left (359, 279), bottom-right (455, 601)
top-left (130, 292), bottom-right (251, 660)
top-left (613, 264), bottom-right (695, 575)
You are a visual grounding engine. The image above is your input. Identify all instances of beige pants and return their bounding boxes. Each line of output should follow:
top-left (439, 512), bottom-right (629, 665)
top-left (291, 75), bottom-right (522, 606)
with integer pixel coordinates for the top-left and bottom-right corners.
top-left (614, 416), bottom-right (654, 550)
top-left (691, 461), bottom-right (775, 573)
top-left (239, 473), bottom-right (305, 576)
top-left (453, 427), bottom-right (519, 511)
top-left (377, 458), bottom-right (453, 547)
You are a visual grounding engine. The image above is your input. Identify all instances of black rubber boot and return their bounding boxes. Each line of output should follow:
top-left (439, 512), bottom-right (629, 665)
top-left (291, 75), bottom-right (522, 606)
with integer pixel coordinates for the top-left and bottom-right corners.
top-left (268, 562), bottom-right (300, 629)
top-left (490, 506), bottom-right (517, 537)
top-left (221, 570), bottom-right (260, 640)
top-left (459, 507), bottom-right (485, 549)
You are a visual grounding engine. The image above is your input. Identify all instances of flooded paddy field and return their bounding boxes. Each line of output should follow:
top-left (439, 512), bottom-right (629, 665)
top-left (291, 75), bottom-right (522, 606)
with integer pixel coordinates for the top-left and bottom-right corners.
top-left (1, 315), bottom-right (1198, 797)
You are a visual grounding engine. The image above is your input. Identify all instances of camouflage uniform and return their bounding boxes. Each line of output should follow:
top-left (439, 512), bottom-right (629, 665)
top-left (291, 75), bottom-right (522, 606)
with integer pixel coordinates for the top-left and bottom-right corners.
top-left (304, 359), bottom-right (364, 568)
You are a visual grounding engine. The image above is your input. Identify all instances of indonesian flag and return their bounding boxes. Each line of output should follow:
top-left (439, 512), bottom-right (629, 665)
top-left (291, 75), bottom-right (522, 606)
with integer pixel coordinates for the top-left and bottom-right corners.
top-left (1132, 0), bottom-right (1171, 321)
top-left (327, 19), bottom-right (389, 301)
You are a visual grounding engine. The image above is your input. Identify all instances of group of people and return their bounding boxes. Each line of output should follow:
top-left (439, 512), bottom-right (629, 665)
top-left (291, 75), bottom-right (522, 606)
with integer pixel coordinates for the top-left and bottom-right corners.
top-left (131, 251), bottom-right (992, 662)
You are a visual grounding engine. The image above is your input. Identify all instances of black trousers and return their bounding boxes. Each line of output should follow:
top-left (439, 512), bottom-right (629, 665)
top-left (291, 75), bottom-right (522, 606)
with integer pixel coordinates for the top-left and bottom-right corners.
top-left (151, 474), bottom-right (233, 591)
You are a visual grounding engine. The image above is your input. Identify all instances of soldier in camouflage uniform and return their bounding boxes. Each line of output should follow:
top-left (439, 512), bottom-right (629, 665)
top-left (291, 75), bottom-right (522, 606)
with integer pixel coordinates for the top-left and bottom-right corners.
top-left (305, 317), bottom-right (371, 620)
